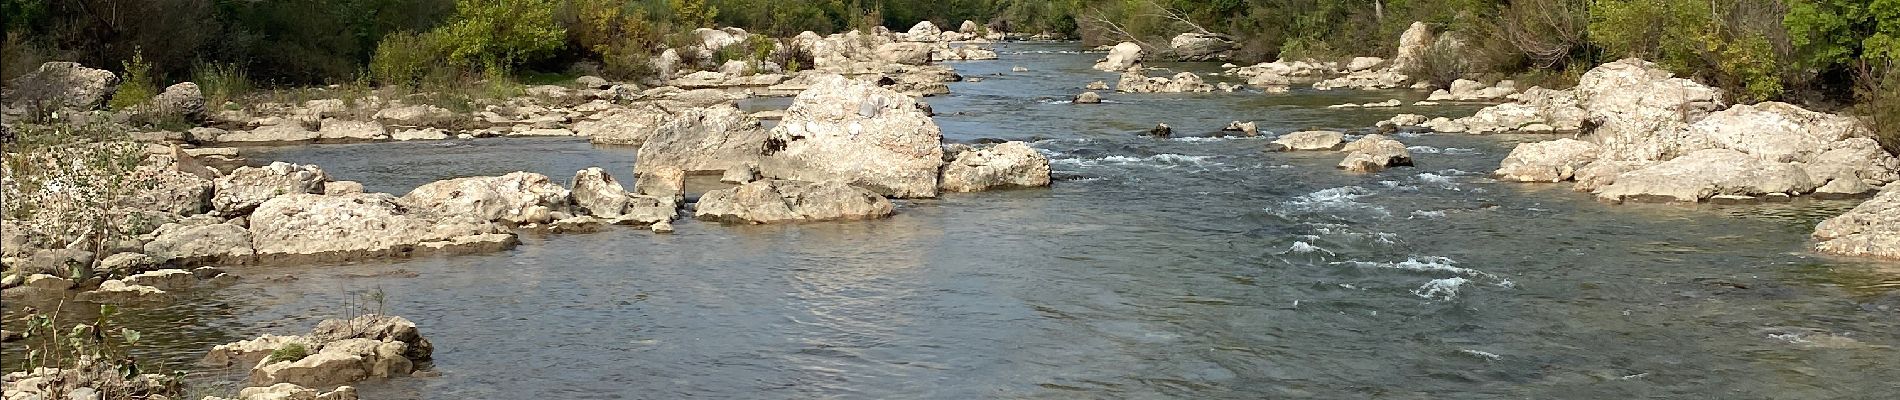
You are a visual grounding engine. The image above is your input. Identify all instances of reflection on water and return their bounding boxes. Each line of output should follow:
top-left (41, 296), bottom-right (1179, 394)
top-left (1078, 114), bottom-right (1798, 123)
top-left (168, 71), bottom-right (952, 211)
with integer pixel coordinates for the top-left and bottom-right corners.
top-left (6, 42), bottom-right (1899, 399)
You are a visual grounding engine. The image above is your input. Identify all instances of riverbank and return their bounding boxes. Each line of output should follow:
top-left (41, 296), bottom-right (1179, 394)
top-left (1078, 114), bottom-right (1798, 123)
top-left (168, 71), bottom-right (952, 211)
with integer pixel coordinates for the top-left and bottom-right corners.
top-left (5, 30), bottom-right (1900, 400)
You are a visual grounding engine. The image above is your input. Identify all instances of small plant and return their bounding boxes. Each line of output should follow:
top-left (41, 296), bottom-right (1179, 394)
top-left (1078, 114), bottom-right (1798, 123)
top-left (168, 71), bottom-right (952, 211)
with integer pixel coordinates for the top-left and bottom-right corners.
top-left (1856, 60), bottom-right (1900, 155)
top-left (267, 342), bottom-right (310, 364)
top-left (108, 49), bottom-right (157, 111)
top-left (192, 60), bottom-right (252, 110)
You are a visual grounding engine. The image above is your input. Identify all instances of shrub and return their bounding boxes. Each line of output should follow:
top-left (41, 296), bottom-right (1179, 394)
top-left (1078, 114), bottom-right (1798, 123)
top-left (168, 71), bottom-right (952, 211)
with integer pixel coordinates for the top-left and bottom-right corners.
top-left (192, 61), bottom-right (252, 110)
top-left (1857, 62), bottom-right (1900, 155)
top-left (108, 49), bottom-right (157, 111)
top-left (267, 343), bottom-right (310, 364)
top-left (370, 31), bottom-right (445, 89)
top-left (433, 0), bottom-right (566, 70)
top-left (1413, 39), bottom-right (1471, 89)
top-left (1498, 0), bottom-right (1589, 70)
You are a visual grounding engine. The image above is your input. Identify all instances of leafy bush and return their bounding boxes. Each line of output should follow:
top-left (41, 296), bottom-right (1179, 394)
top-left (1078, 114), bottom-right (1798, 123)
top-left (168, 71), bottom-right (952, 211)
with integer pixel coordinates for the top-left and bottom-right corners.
top-left (268, 343), bottom-right (311, 364)
top-left (433, 0), bottom-right (566, 70)
top-left (670, 0), bottom-right (719, 29)
top-left (108, 50), bottom-right (157, 111)
top-left (370, 31), bottom-right (446, 88)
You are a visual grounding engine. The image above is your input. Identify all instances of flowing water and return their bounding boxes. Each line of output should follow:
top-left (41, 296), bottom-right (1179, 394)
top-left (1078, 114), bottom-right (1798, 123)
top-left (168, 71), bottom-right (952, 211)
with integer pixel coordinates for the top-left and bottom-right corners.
top-left (8, 42), bottom-right (1900, 399)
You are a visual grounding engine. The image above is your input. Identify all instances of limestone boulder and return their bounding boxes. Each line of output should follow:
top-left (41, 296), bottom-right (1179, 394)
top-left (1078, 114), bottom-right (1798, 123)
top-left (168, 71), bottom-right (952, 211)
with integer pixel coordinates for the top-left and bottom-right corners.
top-left (1493, 139), bottom-right (1601, 182)
top-left (1270, 131), bottom-right (1344, 151)
top-left (757, 75), bottom-right (944, 198)
top-left (633, 105), bottom-right (770, 175)
top-left (1594, 149), bottom-right (1816, 203)
top-left (695, 180), bottom-right (895, 224)
top-left (1337, 134), bottom-right (1413, 172)
top-left (401, 172), bottom-right (570, 225)
top-left (579, 105), bottom-right (672, 146)
top-left (1813, 186), bottom-right (1900, 260)
top-left (213, 162), bottom-right (328, 216)
top-left (1170, 33), bottom-right (1235, 61)
top-left (1094, 42), bottom-right (1144, 72)
top-left (1575, 58), bottom-right (1726, 161)
top-left (939, 142), bottom-right (1052, 192)
top-left (250, 194), bottom-right (510, 263)
top-left (5, 62), bottom-right (119, 110)
top-left (144, 223), bottom-right (255, 265)
top-left (877, 43), bottom-right (934, 65)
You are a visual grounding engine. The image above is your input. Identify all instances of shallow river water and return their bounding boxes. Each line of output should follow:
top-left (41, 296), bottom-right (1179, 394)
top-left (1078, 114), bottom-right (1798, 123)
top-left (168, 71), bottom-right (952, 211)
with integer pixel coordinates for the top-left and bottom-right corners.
top-left (10, 42), bottom-right (1900, 399)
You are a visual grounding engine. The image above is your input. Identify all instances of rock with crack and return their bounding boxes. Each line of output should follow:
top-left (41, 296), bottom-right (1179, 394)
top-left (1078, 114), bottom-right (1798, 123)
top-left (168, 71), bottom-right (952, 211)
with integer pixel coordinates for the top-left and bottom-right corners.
top-left (757, 75), bottom-right (944, 198)
top-left (633, 105), bottom-right (770, 175)
top-left (695, 180), bottom-right (896, 224)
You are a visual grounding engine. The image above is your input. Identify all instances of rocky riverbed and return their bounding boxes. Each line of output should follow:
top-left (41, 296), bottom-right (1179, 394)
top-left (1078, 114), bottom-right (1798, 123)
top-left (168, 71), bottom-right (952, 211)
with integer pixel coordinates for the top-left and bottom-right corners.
top-left (5, 23), bottom-right (1900, 399)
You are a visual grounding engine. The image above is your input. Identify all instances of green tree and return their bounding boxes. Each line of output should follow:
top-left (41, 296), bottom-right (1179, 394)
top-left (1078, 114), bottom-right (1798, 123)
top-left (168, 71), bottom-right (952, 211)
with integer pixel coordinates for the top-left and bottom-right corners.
top-left (434, 0), bottom-right (567, 69)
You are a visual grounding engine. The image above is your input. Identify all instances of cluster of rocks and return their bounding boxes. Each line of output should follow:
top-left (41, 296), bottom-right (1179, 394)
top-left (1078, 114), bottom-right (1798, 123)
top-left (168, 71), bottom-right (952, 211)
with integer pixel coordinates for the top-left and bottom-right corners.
top-left (1475, 59), bottom-right (1898, 203)
top-left (2, 356), bottom-right (185, 400)
top-left (663, 75), bottom-right (1051, 224)
top-left (1425, 79), bottom-right (1518, 101)
top-left (1310, 22), bottom-right (1439, 91)
top-left (201, 314), bottom-right (432, 400)
top-left (1267, 131), bottom-right (1415, 172)
top-left (1116, 71), bottom-right (1214, 93)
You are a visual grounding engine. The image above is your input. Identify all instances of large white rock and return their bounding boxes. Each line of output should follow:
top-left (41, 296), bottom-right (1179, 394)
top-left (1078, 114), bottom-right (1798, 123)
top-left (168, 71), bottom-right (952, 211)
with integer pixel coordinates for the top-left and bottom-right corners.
top-left (939, 142), bottom-right (1052, 192)
top-left (1270, 131), bottom-right (1345, 151)
top-left (5, 61), bottom-right (119, 110)
top-left (1170, 33), bottom-right (1234, 61)
top-left (1388, 22), bottom-right (1434, 73)
top-left (1575, 58), bottom-right (1726, 161)
top-left (757, 75), bottom-right (945, 198)
top-left (1094, 42), bottom-right (1145, 72)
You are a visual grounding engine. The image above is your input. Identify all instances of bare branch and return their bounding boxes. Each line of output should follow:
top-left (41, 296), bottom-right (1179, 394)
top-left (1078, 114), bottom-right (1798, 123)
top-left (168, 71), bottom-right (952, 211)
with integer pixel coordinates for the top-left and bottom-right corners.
top-left (1081, 9), bottom-right (1156, 50)
top-left (1136, 0), bottom-right (1211, 35)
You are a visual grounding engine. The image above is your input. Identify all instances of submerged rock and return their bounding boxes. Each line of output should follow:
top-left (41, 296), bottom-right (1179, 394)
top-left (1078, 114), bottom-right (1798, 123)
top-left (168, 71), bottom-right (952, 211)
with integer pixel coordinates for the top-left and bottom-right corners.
top-left (939, 142), bottom-right (1052, 192)
top-left (1813, 185), bottom-right (1900, 260)
top-left (757, 75), bottom-right (944, 198)
top-left (1074, 92), bottom-right (1102, 104)
top-left (695, 180), bottom-right (895, 224)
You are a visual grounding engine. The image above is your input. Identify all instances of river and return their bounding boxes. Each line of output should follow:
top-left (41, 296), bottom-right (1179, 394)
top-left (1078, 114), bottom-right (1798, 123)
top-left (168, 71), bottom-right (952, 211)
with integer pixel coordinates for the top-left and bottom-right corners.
top-left (9, 42), bottom-right (1899, 399)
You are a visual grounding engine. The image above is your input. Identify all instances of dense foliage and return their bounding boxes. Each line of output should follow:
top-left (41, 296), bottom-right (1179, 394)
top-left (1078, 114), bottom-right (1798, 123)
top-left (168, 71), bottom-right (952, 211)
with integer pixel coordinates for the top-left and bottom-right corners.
top-left (2, 0), bottom-right (1894, 113)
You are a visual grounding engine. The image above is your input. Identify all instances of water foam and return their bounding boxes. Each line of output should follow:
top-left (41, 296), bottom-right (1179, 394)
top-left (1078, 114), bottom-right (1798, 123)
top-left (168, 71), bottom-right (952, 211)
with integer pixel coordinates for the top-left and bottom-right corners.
top-left (1413, 277), bottom-right (1469, 300)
